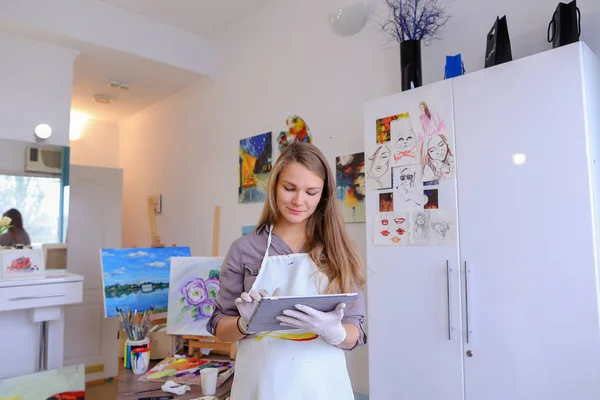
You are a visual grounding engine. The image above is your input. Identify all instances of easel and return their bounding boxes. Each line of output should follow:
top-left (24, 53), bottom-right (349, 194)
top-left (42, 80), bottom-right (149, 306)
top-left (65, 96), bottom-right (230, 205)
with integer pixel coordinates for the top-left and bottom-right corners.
top-left (181, 206), bottom-right (236, 360)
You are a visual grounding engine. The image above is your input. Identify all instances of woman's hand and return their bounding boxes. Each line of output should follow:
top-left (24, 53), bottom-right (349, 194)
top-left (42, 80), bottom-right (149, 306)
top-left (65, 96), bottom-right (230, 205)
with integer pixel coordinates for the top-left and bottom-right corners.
top-left (276, 303), bottom-right (347, 345)
top-left (234, 288), bottom-right (280, 334)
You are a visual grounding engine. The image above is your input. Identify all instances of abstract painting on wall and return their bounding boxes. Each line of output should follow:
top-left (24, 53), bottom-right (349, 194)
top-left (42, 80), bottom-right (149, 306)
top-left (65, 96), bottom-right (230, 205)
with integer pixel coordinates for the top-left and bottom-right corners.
top-left (277, 115), bottom-right (312, 151)
top-left (101, 246), bottom-right (192, 317)
top-left (239, 132), bottom-right (272, 203)
top-left (166, 257), bottom-right (224, 336)
top-left (0, 364), bottom-right (85, 400)
top-left (336, 152), bottom-right (366, 223)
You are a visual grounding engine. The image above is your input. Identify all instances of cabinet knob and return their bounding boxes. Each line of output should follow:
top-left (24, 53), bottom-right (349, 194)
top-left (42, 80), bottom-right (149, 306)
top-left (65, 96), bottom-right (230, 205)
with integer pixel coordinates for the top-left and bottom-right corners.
top-left (466, 350), bottom-right (473, 357)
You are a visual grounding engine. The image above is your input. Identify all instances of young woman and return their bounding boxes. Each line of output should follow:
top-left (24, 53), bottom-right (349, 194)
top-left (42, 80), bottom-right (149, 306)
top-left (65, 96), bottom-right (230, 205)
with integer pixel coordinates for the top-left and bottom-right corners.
top-left (207, 142), bottom-right (366, 400)
top-left (0, 209), bottom-right (31, 247)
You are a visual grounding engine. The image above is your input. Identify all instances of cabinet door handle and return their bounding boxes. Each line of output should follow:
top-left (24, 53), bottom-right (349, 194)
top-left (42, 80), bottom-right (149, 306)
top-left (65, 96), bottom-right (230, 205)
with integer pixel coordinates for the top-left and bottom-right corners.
top-left (446, 260), bottom-right (453, 340)
top-left (464, 262), bottom-right (473, 344)
top-left (9, 294), bottom-right (66, 301)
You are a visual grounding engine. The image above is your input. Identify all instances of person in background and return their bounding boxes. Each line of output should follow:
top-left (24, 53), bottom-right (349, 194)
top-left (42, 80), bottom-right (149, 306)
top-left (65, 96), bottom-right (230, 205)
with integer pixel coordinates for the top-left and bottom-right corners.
top-left (208, 142), bottom-right (366, 400)
top-left (0, 209), bottom-right (31, 246)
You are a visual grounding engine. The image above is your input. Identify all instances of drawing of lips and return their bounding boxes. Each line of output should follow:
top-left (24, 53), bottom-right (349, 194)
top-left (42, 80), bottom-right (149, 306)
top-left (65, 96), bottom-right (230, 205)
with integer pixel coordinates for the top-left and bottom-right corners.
top-left (382, 219), bottom-right (389, 225)
top-left (394, 218), bottom-right (406, 224)
top-left (391, 237), bottom-right (401, 243)
top-left (380, 230), bottom-right (390, 236)
top-left (396, 228), bottom-right (406, 235)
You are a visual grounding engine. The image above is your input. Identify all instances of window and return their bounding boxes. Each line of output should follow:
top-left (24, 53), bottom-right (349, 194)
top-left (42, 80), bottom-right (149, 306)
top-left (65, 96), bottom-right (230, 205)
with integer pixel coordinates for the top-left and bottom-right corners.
top-left (0, 174), bottom-right (61, 244)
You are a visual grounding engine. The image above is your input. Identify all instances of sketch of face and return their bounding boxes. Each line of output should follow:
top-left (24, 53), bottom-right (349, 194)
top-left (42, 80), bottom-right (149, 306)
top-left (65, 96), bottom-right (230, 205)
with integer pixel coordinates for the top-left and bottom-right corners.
top-left (396, 127), bottom-right (416, 151)
top-left (398, 168), bottom-right (415, 190)
top-left (369, 145), bottom-right (390, 178)
top-left (427, 135), bottom-right (448, 162)
top-left (416, 213), bottom-right (426, 226)
top-left (419, 104), bottom-right (425, 114)
top-left (439, 222), bottom-right (450, 235)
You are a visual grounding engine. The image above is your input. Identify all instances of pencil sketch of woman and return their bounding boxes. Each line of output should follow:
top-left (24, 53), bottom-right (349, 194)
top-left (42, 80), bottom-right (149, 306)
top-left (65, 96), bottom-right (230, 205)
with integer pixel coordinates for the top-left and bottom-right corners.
top-left (367, 144), bottom-right (391, 189)
top-left (422, 134), bottom-right (455, 181)
top-left (412, 212), bottom-right (430, 244)
top-left (432, 221), bottom-right (450, 239)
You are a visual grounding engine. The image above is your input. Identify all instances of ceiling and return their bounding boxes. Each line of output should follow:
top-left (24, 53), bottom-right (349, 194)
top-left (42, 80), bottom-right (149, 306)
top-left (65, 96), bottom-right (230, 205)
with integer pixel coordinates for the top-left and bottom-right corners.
top-left (71, 44), bottom-right (205, 122)
top-left (99, 0), bottom-right (273, 39)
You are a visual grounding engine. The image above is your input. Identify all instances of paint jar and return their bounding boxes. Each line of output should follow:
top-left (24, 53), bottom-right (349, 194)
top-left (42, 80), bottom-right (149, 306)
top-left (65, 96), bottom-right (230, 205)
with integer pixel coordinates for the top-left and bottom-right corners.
top-left (131, 347), bottom-right (151, 375)
top-left (200, 367), bottom-right (219, 395)
top-left (125, 337), bottom-right (150, 369)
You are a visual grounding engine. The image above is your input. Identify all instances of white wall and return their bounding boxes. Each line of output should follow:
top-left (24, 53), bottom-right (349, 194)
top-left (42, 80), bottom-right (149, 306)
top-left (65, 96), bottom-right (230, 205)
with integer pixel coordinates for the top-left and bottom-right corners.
top-left (0, 33), bottom-right (78, 146)
top-left (70, 120), bottom-right (120, 168)
top-left (118, 0), bottom-right (600, 394)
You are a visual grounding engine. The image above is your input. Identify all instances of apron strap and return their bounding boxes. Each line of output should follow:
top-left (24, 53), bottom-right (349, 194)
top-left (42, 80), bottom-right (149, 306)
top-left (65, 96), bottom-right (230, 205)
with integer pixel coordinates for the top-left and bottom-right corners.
top-left (260, 225), bottom-right (274, 268)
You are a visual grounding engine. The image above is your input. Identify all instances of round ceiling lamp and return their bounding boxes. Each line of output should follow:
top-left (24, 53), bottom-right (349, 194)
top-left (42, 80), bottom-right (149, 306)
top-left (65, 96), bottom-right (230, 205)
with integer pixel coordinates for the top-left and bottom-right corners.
top-left (94, 94), bottom-right (113, 104)
top-left (329, 1), bottom-right (370, 37)
top-left (34, 123), bottom-right (52, 142)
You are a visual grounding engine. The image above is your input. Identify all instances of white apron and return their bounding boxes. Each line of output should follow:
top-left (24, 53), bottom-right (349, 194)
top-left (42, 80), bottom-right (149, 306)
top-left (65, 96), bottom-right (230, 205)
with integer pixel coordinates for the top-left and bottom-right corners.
top-left (231, 228), bottom-right (354, 400)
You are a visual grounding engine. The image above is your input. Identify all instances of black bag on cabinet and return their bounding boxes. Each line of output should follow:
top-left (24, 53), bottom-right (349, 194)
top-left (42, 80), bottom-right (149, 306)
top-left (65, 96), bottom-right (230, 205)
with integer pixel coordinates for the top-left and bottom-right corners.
top-left (484, 16), bottom-right (513, 68)
top-left (548, 0), bottom-right (581, 48)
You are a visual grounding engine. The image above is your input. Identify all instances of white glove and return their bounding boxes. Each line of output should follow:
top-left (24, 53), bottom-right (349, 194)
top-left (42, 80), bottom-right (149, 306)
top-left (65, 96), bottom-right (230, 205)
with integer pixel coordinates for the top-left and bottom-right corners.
top-left (276, 303), bottom-right (347, 345)
top-left (234, 288), bottom-right (281, 334)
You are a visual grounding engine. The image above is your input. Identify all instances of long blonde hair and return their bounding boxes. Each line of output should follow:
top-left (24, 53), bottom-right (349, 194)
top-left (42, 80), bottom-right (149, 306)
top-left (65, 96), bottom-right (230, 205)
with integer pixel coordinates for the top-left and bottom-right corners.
top-left (256, 142), bottom-right (365, 293)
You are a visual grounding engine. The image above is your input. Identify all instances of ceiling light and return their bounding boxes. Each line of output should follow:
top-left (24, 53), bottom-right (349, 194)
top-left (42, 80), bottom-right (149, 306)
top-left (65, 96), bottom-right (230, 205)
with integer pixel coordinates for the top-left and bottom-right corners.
top-left (70, 111), bottom-right (90, 141)
top-left (34, 123), bottom-right (52, 142)
top-left (94, 94), bottom-right (113, 104)
top-left (329, 1), bottom-right (369, 37)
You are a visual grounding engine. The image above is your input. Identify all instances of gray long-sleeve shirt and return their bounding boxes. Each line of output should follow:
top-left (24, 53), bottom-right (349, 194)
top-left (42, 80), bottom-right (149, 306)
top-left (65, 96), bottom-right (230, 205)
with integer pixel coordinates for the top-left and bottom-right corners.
top-left (206, 226), bottom-right (367, 349)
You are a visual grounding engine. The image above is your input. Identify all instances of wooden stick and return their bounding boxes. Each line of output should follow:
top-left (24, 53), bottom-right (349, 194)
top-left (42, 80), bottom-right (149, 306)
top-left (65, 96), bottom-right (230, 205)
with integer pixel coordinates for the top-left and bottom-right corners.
top-left (213, 205), bottom-right (221, 257)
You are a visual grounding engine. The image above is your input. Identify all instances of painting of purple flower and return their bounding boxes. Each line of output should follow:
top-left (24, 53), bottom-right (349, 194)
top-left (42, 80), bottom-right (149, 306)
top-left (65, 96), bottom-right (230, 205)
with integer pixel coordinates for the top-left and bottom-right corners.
top-left (198, 300), bottom-right (215, 317)
top-left (205, 277), bottom-right (220, 300)
top-left (180, 278), bottom-right (207, 306)
top-left (167, 258), bottom-right (224, 336)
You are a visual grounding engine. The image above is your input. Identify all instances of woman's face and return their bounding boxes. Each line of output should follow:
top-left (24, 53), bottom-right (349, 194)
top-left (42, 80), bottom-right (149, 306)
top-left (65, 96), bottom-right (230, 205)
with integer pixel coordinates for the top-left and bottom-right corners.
top-left (416, 214), bottom-right (425, 225)
top-left (419, 104), bottom-right (425, 114)
top-left (399, 168), bottom-right (414, 189)
top-left (427, 135), bottom-right (448, 162)
top-left (371, 146), bottom-right (390, 178)
top-left (276, 162), bottom-right (324, 226)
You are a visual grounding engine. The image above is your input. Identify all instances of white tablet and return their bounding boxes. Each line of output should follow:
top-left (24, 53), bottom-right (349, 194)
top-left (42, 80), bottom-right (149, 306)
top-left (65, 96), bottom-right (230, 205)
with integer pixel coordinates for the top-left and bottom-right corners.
top-left (246, 293), bottom-right (359, 333)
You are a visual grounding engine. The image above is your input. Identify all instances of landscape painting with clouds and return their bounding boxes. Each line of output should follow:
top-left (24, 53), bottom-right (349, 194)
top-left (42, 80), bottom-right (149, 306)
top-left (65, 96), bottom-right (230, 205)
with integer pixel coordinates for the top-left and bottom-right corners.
top-left (100, 246), bottom-right (191, 317)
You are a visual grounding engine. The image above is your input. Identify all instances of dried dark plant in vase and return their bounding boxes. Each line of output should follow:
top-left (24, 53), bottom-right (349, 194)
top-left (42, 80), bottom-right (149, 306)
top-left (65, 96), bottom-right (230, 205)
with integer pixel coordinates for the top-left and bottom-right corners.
top-left (380, 0), bottom-right (450, 90)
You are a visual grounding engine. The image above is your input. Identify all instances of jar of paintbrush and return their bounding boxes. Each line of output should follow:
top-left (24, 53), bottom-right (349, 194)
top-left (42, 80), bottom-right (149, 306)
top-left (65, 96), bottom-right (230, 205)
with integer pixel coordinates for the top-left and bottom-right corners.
top-left (116, 307), bottom-right (153, 372)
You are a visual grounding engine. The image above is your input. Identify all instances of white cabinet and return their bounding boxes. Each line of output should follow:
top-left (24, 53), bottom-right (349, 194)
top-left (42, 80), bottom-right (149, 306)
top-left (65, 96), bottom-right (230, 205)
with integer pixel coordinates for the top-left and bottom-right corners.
top-left (0, 272), bottom-right (84, 379)
top-left (365, 42), bottom-right (600, 399)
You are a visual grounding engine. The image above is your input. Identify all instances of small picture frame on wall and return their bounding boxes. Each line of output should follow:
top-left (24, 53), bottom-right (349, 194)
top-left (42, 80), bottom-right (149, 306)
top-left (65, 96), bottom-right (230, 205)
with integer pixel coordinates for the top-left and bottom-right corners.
top-left (0, 249), bottom-right (45, 280)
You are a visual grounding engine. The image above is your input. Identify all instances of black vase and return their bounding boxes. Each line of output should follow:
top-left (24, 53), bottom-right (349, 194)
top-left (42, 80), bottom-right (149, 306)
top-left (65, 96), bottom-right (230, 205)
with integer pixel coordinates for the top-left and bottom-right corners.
top-left (400, 40), bottom-right (422, 91)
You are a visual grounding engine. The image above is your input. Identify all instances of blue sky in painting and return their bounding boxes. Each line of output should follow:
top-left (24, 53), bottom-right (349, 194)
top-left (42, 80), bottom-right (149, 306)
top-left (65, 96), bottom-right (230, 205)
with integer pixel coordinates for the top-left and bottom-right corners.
top-left (101, 247), bottom-right (191, 286)
top-left (240, 132), bottom-right (270, 157)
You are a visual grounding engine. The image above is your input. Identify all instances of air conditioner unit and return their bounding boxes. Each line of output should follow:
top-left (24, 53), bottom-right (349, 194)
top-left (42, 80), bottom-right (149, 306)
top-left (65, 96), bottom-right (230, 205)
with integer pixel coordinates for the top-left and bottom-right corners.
top-left (25, 146), bottom-right (62, 175)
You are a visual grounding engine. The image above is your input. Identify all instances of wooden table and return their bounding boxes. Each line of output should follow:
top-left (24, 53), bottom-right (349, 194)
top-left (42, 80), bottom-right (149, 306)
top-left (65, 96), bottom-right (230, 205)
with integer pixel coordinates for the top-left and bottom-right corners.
top-left (117, 361), bottom-right (232, 399)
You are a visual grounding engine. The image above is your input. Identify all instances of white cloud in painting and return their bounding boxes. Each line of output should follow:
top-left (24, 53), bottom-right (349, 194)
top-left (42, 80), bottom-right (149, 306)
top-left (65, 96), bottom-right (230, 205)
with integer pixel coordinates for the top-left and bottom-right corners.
top-left (111, 267), bottom-right (126, 276)
top-left (102, 250), bottom-right (114, 256)
top-left (146, 261), bottom-right (166, 268)
top-left (127, 251), bottom-right (149, 258)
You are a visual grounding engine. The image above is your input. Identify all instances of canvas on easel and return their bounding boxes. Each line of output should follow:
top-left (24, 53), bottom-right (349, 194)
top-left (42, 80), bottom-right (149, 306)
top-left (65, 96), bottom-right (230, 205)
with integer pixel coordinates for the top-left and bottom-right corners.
top-left (166, 257), bottom-right (224, 336)
top-left (100, 246), bottom-right (192, 317)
